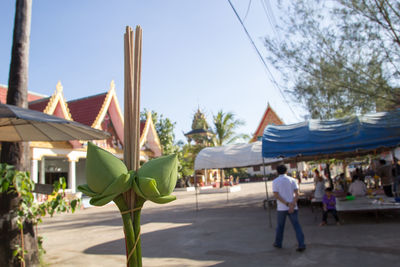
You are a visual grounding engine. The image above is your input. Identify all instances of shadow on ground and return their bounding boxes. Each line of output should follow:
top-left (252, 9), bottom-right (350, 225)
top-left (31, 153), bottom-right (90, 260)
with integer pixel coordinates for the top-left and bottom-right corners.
top-left (82, 197), bottom-right (400, 267)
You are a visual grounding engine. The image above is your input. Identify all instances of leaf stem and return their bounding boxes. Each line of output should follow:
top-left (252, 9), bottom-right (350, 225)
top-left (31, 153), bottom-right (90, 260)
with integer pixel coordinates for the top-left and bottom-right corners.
top-left (134, 197), bottom-right (145, 267)
top-left (114, 194), bottom-right (137, 267)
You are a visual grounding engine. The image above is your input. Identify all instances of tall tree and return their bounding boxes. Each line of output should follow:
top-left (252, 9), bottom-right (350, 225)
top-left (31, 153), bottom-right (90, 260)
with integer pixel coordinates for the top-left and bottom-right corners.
top-left (211, 110), bottom-right (249, 187)
top-left (337, 0), bottom-right (400, 78)
top-left (211, 110), bottom-right (248, 146)
top-left (264, 0), bottom-right (400, 119)
top-left (140, 110), bottom-right (196, 181)
top-left (176, 141), bottom-right (203, 181)
top-left (0, 1), bottom-right (39, 266)
top-left (1, 0), bottom-right (31, 169)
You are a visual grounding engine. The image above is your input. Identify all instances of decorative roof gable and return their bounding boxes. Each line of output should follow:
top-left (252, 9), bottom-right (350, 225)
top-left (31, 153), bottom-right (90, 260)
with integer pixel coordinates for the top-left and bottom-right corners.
top-left (139, 111), bottom-right (162, 158)
top-left (92, 81), bottom-right (124, 130)
top-left (68, 81), bottom-right (123, 128)
top-left (251, 103), bottom-right (284, 142)
top-left (29, 81), bottom-right (72, 120)
top-left (68, 81), bottom-right (124, 146)
top-left (2, 80), bottom-right (162, 158)
top-left (29, 82), bottom-right (77, 148)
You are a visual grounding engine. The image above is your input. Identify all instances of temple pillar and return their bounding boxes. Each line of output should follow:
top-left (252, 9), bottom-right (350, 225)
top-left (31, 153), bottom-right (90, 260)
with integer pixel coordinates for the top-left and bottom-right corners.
top-left (40, 157), bottom-right (45, 184)
top-left (68, 159), bottom-right (77, 193)
top-left (30, 159), bottom-right (38, 183)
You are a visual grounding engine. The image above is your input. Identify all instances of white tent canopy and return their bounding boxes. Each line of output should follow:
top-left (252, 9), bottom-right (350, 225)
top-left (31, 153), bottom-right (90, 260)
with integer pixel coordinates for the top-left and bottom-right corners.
top-left (194, 141), bottom-right (277, 228)
top-left (194, 141), bottom-right (280, 170)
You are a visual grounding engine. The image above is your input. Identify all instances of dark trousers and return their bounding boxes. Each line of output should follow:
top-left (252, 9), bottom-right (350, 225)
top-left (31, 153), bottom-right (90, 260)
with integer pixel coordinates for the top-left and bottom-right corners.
top-left (383, 185), bottom-right (393, 197)
top-left (322, 209), bottom-right (339, 223)
top-left (275, 210), bottom-right (305, 248)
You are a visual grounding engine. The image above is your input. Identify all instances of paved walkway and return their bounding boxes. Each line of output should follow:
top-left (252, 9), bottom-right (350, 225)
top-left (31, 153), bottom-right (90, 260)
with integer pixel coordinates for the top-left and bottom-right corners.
top-left (40, 181), bottom-right (400, 266)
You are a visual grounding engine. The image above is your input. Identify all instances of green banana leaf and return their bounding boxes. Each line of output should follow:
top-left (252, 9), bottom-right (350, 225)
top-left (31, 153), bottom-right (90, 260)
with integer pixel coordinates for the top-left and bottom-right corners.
top-left (78, 142), bottom-right (178, 206)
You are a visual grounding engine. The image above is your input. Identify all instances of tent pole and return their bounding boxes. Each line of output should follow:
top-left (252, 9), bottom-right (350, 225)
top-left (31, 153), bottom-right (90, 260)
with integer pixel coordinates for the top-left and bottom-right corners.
top-left (225, 169), bottom-right (229, 203)
top-left (226, 183), bottom-right (229, 203)
top-left (262, 157), bottom-right (272, 228)
top-left (295, 158), bottom-right (299, 193)
top-left (195, 171), bottom-right (198, 212)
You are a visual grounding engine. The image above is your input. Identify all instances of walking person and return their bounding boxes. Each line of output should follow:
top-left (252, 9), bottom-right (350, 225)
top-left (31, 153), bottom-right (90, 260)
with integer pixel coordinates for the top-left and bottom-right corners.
top-left (272, 164), bottom-right (306, 252)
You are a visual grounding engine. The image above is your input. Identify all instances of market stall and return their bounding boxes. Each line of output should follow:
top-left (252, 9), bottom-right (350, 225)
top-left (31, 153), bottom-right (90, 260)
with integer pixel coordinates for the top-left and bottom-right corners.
top-left (261, 109), bottom-right (400, 160)
top-left (261, 109), bottom-right (400, 224)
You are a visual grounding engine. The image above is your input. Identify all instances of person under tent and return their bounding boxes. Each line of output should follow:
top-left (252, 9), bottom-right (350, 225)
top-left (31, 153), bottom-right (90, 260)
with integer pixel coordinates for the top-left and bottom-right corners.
top-left (376, 159), bottom-right (394, 197)
top-left (348, 175), bottom-right (367, 196)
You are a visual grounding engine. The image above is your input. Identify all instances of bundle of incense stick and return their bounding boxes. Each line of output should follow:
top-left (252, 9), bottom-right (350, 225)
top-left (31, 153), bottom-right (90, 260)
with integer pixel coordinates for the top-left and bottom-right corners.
top-left (123, 25), bottom-right (142, 267)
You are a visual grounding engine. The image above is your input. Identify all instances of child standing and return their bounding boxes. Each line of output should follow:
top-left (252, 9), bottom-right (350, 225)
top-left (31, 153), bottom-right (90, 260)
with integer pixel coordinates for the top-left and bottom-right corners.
top-left (320, 187), bottom-right (340, 226)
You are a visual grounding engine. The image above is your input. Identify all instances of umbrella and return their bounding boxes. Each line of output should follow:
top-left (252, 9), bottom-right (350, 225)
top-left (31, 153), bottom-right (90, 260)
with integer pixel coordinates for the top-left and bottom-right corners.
top-left (0, 103), bottom-right (110, 141)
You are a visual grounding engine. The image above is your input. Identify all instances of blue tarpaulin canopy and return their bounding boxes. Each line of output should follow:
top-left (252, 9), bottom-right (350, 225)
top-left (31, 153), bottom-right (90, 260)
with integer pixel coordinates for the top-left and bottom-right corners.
top-left (262, 110), bottom-right (400, 160)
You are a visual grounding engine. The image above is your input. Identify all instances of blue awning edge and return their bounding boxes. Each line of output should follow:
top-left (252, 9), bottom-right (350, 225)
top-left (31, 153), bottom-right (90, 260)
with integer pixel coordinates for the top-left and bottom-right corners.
top-left (261, 109), bottom-right (400, 159)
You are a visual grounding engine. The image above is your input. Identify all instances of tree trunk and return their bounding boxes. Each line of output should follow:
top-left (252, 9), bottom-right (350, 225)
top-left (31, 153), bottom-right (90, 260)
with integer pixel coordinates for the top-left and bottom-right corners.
top-left (0, 1), bottom-right (38, 266)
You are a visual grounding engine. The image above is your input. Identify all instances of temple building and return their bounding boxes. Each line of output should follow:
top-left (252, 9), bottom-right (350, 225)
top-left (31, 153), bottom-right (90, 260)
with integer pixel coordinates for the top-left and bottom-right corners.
top-left (247, 103), bottom-right (307, 176)
top-left (250, 103), bottom-right (284, 142)
top-left (0, 81), bottom-right (161, 194)
top-left (184, 108), bottom-right (214, 146)
top-left (247, 104), bottom-right (285, 176)
top-left (184, 109), bottom-right (219, 186)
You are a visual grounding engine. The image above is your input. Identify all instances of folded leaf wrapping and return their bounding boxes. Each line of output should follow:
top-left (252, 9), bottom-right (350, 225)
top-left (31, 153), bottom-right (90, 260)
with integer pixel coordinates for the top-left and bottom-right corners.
top-left (78, 142), bottom-right (178, 206)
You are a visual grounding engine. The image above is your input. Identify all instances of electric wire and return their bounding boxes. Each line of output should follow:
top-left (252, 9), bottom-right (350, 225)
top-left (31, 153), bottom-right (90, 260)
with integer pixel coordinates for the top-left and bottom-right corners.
top-left (243, 0), bottom-right (252, 22)
top-left (260, 0), bottom-right (281, 42)
top-left (226, 0), bottom-right (300, 120)
top-left (263, 0), bottom-right (279, 29)
top-left (260, 0), bottom-right (299, 96)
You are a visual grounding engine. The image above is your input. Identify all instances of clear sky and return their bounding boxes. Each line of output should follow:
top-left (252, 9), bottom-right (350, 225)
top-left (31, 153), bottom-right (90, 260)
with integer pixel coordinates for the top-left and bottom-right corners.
top-left (0, 0), bottom-right (306, 142)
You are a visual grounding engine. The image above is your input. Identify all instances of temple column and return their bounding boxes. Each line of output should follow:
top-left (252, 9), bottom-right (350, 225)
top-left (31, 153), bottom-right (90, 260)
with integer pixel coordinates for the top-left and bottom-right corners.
top-left (30, 159), bottom-right (38, 183)
top-left (40, 157), bottom-right (45, 184)
top-left (68, 159), bottom-right (77, 193)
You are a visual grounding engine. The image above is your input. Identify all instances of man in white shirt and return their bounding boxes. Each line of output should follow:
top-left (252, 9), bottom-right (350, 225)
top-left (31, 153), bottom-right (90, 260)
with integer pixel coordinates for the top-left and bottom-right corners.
top-left (348, 175), bottom-right (367, 196)
top-left (272, 164), bottom-right (306, 252)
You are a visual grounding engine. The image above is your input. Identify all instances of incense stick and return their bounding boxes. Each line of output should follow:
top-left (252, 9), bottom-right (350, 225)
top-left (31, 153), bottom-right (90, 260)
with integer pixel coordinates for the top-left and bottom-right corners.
top-left (123, 26), bottom-right (138, 267)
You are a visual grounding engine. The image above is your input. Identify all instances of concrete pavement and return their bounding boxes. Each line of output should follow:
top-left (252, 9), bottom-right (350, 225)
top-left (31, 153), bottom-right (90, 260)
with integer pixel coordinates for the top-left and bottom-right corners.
top-left (40, 182), bottom-right (400, 266)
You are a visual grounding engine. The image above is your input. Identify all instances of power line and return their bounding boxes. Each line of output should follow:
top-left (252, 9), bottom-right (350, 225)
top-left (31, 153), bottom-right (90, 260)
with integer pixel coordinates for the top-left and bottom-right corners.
top-left (226, 0), bottom-right (299, 120)
top-left (243, 0), bottom-right (252, 22)
top-left (260, 0), bottom-right (302, 115)
top-left (263, 0), bottom-right (279, 28)
top-left (260, 0), bottom-right (281, 43)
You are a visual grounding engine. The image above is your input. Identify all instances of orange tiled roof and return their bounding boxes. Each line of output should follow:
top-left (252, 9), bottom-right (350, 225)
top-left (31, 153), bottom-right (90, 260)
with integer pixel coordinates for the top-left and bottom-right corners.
top-left (2, 82), bottom-right (161, 154)
top-left (68, 93), bottom-right (108, 126)
top-left (0, 84), bottom-right (46, 104)
top-left (29, 98), bottom-right (51, 112)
